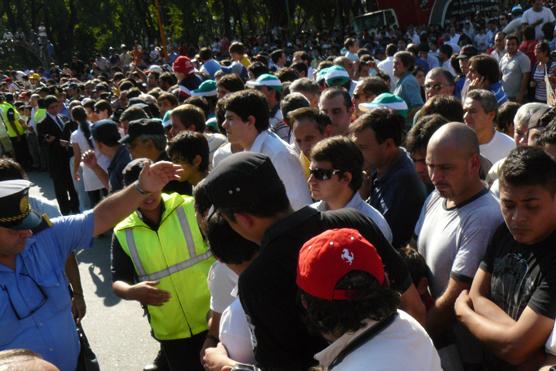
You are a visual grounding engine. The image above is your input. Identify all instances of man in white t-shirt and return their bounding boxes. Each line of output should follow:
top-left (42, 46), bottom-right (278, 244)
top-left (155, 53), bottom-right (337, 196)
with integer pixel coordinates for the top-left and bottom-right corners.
top-left (378, 43), bottom-right (398, 91)
top-left (416, 123), bottom-right (503, 370)
top-left (522, 0), bottom-right (555, 40)
top-left (464, 89), bottom-right (515, 166)
top-left (297, 228), bottom-right (442, 371)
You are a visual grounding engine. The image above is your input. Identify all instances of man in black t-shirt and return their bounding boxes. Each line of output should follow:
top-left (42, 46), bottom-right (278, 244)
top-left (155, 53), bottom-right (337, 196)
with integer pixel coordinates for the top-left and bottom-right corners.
top-left (455, 147), bottom-right (556, 370)
top-left (199, 152), bottom-right (425, 371)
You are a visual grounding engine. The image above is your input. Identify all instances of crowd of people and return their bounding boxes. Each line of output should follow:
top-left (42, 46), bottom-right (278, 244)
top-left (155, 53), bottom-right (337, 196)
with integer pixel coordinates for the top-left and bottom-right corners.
top-left (2, 1), bottom-right (556, 370)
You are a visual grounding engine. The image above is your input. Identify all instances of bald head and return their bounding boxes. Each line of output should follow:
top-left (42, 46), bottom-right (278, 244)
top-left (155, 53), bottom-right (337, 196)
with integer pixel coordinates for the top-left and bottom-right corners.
top-left (0, 349), bottom-right (59, 371)
top-left (428, 122), bottom-right (479, 157)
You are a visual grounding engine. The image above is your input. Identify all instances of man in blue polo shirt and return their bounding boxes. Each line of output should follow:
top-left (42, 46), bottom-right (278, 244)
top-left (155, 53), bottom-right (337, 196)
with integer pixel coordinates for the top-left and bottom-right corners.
top-left (0, 161), bottom-right (181, 371)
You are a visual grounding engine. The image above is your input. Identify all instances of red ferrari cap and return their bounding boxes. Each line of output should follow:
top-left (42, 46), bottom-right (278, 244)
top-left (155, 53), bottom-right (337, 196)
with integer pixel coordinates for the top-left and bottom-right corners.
top-left (296, 228), bottom-right (385, 300)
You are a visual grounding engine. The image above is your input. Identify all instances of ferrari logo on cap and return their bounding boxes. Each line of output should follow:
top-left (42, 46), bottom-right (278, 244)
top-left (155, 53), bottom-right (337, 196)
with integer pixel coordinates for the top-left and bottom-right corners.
top-left (341, 248), bottom-right (354, 265)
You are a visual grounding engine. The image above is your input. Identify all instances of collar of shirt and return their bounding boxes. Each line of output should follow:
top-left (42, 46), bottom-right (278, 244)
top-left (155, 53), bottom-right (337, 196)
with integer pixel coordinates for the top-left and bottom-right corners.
top-left (260, 206), bottom-right (318, 247)
top-left (248, 129), bottom-right (270, 152)
top-left (314, 318), bottom-right (379, 368)
top-left (313, 192), bottom-right (361, 212)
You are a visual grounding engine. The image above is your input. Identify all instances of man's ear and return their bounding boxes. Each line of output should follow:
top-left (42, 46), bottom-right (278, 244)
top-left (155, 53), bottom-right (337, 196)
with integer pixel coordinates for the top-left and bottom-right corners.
top-left (246, 115), bottom-right (257, 128)
top-left (192, 154), bottom-right (202, 169)
top-left (341, 171), bottom-right (353, 185)
top-left (186, 123), bottom-right (197, 132)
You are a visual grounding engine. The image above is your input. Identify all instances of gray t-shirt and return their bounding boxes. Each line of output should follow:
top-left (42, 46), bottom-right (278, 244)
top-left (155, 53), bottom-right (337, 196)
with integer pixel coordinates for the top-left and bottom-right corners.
top-left (415, 189), bottom-right (503, 299)
top-left (499, 51), bottom-right (531, 99)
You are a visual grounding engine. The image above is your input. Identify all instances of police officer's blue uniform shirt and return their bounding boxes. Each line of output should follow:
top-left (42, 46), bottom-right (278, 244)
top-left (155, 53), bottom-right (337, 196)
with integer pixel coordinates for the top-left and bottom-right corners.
top-left (0, 210), bottom-right (94, 371)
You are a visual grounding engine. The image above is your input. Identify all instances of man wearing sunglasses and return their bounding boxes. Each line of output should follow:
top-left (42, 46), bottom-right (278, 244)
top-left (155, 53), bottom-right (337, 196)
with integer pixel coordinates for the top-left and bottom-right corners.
top-left (308, 136), bottom-right (393, 244)
top-left (0, 160), bottom-right (182, 371)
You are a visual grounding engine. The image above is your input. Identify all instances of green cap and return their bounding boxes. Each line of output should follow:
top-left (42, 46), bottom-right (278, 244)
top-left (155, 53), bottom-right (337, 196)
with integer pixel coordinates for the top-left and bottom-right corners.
top-left (358, 93), bottom-right (409, 118)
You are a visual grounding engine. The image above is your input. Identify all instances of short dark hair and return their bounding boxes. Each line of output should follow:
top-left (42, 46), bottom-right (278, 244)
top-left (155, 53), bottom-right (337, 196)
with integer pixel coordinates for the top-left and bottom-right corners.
top-left (291, 62), bottom-right (308, 77)
top-left (506, 33), bottom-right (520, 44)
top-left (500, 146), bottom-right (556, 194)
top-left (438, 44), bottom-right (453, 58)
top-left (167, 131), bottom-right (209, 173)
top-left (275, 68), bottom-right (299, 83)
top-left (199, 47), bottom-right (213, 61)
top-left (539, 121), bottom-right (556, 145)
top-left (229, 41), bottom-right (246, 55)
top-left (301, 271), bottom-right (400, 336)
top-left (405, 114), bottom-right (449, 154)
top-left (158, 92), bottom-right (178, 107)
top-left (94, 99), bottom-right (112, 115)
top-left (357, 77), bottom-right (389, 97)
top-left (293, 50), bottom-right (311, 64)
top-left (385, 43), bottom-right (398, 57)
top-left (400, 246), bottom-right (428, 286)
top-left (171, 104), bottom-right (206, 132)
top-left (216, 74), bottom-right (245, 93)
top-left (288, 107), bottom-right (331, 134)
top-left (351, 108), bottom-right (404, 146)
top-left (310, 136), bottom-right (363, 192)
top-left (159, 72), bottom-right (176, 86)
top-left (469, 54), bottom-right (501, 83)
top-left (289, 78), bottom-right (320, 96)
top-left (184, 96), bottom-right (210, 119)
top-left (420, 95), bottom-right (464, 122)
top-left (247, 62), bottom-right (269, 79)
top-left (497, 101), bottom-right (521, 133)
top-left (321, 87), bottom-right (352, 110)
top-left (44, 95), bottom-right (58, 108)
top-left (223, 90), bottom-right (269, 132)
top-left (281, 93), bottom-right (310, 119)
top-left (205, 212), bottom-right (258, 265)
top-left (394, 51), bottom-right (415, 71)
top-left (270, 49), bottom-right (284, 64)
top-left (0, 158), bottom-right (25, 181)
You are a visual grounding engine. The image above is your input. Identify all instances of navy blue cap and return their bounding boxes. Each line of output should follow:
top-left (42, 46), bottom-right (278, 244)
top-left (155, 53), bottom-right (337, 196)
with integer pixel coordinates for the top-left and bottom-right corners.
top-left (91, 119), bottom-right (121, 145)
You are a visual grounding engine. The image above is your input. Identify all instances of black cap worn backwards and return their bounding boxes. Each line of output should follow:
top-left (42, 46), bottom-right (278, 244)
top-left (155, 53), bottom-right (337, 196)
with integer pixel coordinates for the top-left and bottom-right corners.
top-left (0, 180), bottom-right (43, 230)
top-left (119, 118), bottom-right (164, 144)
top-left (203, 152), bottom-right (286, 211)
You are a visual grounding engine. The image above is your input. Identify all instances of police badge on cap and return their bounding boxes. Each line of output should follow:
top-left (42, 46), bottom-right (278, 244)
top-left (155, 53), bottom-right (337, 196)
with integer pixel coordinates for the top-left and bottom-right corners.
top-left (0, 180), bottom-right (43, 230)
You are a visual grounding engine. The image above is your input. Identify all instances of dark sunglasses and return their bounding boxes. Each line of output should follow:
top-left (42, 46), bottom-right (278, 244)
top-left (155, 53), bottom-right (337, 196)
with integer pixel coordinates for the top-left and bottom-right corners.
top-left (309, 167), bottom-right (343, 181)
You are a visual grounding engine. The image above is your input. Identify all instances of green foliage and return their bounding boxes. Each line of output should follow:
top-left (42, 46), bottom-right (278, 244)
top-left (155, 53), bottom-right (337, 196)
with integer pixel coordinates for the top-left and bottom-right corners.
top-left (0, 0), bottom-right (364, 66)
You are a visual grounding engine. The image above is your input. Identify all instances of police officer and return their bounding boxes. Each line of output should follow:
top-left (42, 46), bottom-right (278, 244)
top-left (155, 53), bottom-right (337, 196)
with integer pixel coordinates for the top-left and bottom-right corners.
top-left (0, 160), bottom-right (182, 371)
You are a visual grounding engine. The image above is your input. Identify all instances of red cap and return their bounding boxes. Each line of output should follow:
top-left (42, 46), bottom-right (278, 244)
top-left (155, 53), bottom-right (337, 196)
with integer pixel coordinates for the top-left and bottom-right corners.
top-left (296, 228), bottom-right (385, 300)
top-left (172, 55), bottom-right (194, 75)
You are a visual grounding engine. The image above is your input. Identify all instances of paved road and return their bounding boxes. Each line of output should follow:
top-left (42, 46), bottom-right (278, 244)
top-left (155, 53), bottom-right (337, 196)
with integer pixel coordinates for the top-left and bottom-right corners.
top-left (28, 171), bottom-right (158, 371)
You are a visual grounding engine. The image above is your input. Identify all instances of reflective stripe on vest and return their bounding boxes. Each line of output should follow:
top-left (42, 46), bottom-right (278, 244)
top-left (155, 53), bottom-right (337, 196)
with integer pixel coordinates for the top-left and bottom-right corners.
top-left (124, 205), bottom-right (210, 281)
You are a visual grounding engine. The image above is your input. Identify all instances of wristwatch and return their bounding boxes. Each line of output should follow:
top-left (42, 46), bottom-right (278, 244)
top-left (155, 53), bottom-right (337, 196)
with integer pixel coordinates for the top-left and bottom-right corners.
top-left (134, 181), bottom-right (151, 196)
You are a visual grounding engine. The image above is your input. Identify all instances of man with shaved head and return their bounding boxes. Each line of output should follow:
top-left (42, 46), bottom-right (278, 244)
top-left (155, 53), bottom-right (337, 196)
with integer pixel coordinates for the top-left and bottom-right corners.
top-left (414, 122), bottom-right (503, 370)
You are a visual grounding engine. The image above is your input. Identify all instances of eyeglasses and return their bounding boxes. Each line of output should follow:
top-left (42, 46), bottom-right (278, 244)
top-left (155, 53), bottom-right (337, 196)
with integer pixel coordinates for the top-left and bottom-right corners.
top-left (424, 83), bottom-right (443, 91)
top-left (309, 167), bottom-right (343, 181)
top-left (1, 273), bottom-right (47, 320)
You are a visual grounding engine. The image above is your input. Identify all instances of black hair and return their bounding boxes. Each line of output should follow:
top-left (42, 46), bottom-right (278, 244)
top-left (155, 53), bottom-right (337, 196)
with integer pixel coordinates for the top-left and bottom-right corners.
top-left (247, 62), bottom-right (269, 79)
top-left (320, 87), bottom-right (352, 110)
top-left (71, 105), bottom-right (93, 148)
top-left (288, 107), bottom-right (331, 134)
top-left (400, 246), bottom-right (428, 286)
top-left (420, 95), bottom-right (464, 122)
top-left (184, 96), bottom-right (210, 119)
top-left (500, 146), bottom-right (556, 194)
top-left (223, 90), bottom-right (269, 132)
top-left (351, 108), bottom-right (404, 146)
top-left (469, 54), bottom-right (501, 84)
top-left (0, 158), bottom-right (25, 181)
top-left (539, 121), bottom-right (556, 146)
top-left (311, 136), bottom-right (364, 192)
top-left (496, 101), bottom-right (521, 134)
top-left (205, 212), bottom-right (258, 265)
top-left (167, 131), bottom-right (209, 173)
top-left (270, 49), bottom-right (285, 64)
top-left (301, 271), bottom-right (400, 336)
top-left (357, 76), bottom-right (389, 97)
top-left (217, 74), bottom-right (245, 93)
top-left (405, 114), bottom-right (449, 154)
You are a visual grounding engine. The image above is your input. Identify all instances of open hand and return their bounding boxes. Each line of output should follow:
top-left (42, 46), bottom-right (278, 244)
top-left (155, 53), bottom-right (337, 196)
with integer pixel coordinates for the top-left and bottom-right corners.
top-left (129, 280), bottom-right (171, 306)
top-left (138, 160), bottom-right (183, 194)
